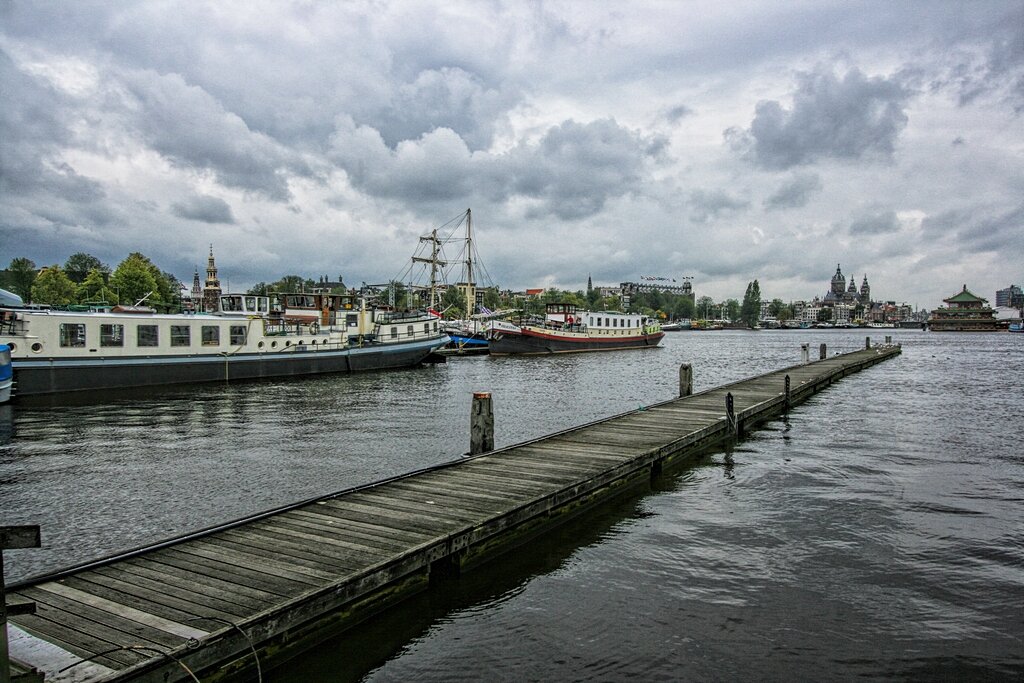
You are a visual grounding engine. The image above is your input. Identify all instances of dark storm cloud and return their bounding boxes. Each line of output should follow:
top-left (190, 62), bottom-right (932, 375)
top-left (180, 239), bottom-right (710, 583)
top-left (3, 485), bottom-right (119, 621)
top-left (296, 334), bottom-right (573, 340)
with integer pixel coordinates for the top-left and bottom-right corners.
top-left (666, 105), bottom-right (694, 123)
top-left (171, 195), bottom-right (236, 224)
top-left (848, 210), bottom-right (900, 236)
top-left (956, 203), bottom-right (1024, 254)
top-left (687, 189), bottom-right (749, 224)
top-left (763, 173), bottom-right (822, 210)
top-left (0, 49), bottom-right (103, 203)
top-left (122, 70), bottom-right (312, 202)
top-left (728, 66), bottom-right (910, 169)
top-left (329, 117), bottom-right (665, 220)
top-left (946, 9), bottom-right (1024, 113)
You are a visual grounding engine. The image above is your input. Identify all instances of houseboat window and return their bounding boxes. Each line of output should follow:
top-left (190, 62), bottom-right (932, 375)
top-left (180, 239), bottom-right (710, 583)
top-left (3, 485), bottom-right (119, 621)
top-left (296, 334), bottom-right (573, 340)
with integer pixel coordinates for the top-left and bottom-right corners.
top-left (423, 323), bottom-right (430, 334)
top-left (59, 323), bottom-right (86, 347)
top-left (220, 296), bottom-right (241, 312)
top-left (347, 314), bottom-right (358, 327)
top-left (245, 297), bottom-right (257, 311)
top-left (202, 326), bottom-right (220, 346)
top-left (100, 324), bottom-right (124, 347)
top-left (258, 298), bottom-right (269, 313)
top-left (390, 327), bottom-right (398, 338)
top-left (170, 325), bottom-right (190, 347)
top-left (137, 325), bottom-right (158, 347)
top-left (230, 325), bottom-right (246, 345)
top-left (407, 325), bottom-right (414, 337)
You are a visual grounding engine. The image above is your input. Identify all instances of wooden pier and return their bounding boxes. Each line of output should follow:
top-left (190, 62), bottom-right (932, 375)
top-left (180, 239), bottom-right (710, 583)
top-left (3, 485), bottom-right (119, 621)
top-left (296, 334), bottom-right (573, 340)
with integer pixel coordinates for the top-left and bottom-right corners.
top-left (4, 343), bottom-right (901, 682)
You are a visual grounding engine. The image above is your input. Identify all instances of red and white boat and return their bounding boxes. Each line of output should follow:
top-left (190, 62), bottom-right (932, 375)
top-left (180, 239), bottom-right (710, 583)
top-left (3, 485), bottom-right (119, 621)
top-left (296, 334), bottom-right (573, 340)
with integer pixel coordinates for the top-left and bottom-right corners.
top-left (488, 303), bottom-right (663, 355)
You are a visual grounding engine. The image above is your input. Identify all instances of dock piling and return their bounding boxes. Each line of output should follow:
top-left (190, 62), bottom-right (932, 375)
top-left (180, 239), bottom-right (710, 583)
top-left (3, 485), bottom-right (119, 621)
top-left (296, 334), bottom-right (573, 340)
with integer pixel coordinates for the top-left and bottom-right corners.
top-left (865, 336), bottom-right (870, 349)
top-left (726, 392), bottom-right (740, 436)
top-left (819, 343), bottom-right (827, 360)
top-left (470, 392), bottom-right (494, 455)
top-left (679, 364), bottom-right (692, 398)
top-left (784, 374), bottom-right (791, 412)
top-left (2, 526), bottom-right (41, 683)
top-left (801, 344), bottom-right (810, 364)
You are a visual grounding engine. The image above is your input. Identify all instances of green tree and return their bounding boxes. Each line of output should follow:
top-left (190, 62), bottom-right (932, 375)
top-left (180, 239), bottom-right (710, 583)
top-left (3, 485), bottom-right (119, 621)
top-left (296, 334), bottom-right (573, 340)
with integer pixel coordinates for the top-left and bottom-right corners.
top-left (696, 295), bottom-right (714, 319)
top-left (740, 279), bottom-right (762, 328)
top-left (110, 253), bottom-right (160, 305)
top-left (31, 265), bottom-right (77, 305)
top-left (4, 257), bottom-right (38, 301)
top-left (482, 287), bottom-right (501, 310)
top-left (76, 268), bottom-right (111, 303)
top-left (64, 253), bottom-right (107, 283)
top-left (724, 298), bottom-right (741, 322)
top-left (271, 275), bottom-right (306, 293)
top-left (441, 286), bottom-right (466, 317)
top-left (248, 282), bottom-right (270, 296)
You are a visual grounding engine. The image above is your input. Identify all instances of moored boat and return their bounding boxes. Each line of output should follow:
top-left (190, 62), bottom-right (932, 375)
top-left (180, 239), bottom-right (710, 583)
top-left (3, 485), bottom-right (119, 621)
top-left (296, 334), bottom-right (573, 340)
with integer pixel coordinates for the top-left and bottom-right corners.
top-left (488, 303), bottom-right (663, 355)
top-left (0, 292), bottom-right (448, 398)
top-left (0, 343), bottom-right (12, 403)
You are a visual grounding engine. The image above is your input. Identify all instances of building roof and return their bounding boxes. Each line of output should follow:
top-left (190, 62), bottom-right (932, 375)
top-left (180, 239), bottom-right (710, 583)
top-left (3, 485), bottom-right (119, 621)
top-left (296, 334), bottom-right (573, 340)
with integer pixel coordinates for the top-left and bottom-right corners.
top-left (943, 284), bottom-right (987, 304)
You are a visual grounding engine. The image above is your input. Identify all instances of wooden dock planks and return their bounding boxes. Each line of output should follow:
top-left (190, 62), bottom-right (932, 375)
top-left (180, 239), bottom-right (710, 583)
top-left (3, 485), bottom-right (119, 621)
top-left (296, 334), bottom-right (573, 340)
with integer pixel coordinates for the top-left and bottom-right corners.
top-left (5, 344), bottom-right (901, 683)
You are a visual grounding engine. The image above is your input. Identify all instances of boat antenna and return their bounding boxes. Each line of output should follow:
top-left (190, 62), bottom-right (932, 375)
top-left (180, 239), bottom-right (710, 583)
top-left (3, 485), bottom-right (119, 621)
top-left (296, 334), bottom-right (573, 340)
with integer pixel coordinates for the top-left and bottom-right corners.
top-left (134, 291), bottom-right (153, 306)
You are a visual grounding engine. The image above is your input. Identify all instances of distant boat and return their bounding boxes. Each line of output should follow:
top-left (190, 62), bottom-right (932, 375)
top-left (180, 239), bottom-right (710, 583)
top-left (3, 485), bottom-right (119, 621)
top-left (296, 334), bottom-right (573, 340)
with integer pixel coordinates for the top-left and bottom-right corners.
top-left (489, 303), bottom-right (664, 355)
top-left (661, 319), bottom-right (691, 331)
top-left (0, 343), bottom-right (11, 403)
top-left (1010, 321), bottom-right (1024, 333)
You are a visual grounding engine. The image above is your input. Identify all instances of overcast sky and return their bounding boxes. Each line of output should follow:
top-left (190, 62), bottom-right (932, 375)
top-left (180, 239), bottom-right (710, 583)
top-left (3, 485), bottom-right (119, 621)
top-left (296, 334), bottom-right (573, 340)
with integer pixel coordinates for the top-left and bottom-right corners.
top-left (2, 1), bottom-right (1022, 308)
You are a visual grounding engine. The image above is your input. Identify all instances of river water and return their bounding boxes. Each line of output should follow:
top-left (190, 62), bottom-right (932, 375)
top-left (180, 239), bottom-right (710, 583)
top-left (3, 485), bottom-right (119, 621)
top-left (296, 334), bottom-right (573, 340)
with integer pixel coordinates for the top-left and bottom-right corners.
top-left (1, 330), bottom-right (1021, 680)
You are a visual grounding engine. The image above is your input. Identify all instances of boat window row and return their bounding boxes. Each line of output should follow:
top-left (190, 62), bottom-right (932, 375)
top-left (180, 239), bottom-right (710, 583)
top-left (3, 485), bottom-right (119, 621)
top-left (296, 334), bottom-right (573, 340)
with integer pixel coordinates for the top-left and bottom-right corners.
top-left (388, 322), bottom-right (437, 339)
top-left (588, 316), bottom-right (638, 328)
top-left (59, 323), bottom-right (248, 348)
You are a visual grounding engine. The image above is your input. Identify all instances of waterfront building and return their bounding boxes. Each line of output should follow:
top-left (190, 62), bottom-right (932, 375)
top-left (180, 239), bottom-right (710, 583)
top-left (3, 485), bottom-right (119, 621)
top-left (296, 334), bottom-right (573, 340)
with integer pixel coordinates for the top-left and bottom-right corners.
top-left (928, 285), bottom-right (999, 331)
top-left (823, 264), bottom-right (870, 307)
top-left (995, 284), bottom-right (1022, 308)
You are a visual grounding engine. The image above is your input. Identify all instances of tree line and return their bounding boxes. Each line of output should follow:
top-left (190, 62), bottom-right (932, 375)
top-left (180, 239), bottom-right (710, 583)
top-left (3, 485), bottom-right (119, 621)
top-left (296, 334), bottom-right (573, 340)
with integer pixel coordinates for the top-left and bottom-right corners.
top-left (1, 253), bottom-right (183, 310)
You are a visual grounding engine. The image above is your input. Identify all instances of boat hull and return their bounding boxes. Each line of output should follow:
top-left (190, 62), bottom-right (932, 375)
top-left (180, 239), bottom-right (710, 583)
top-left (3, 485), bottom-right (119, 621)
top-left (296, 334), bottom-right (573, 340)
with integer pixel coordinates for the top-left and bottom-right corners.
top-left (489, 328), bottom-right (664, 355)
top-left (9, 337), bottom-right (446, 397)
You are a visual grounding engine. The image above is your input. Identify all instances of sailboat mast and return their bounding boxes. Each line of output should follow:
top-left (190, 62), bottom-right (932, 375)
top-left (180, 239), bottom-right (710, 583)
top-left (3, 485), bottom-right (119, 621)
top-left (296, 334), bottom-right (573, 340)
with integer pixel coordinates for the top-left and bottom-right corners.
top-left (465, 208), bottom-right (474, 320)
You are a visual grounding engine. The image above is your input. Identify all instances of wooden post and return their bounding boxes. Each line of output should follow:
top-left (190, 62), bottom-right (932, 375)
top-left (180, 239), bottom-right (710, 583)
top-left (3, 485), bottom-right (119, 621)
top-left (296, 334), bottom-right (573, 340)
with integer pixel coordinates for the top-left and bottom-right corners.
top-left (2, 526), bottom-right (41, 683)
top-left (819, 343), bottom-right (827, 360)
top-left (801, 344), bottom-right (810, 363)
top-left (726, 392), bottom-right (739, 436)
top-left (679, 363), bottom-right (692, 397)
top-left (470, 392), bottom-right (494, 455)
top-left (885, 335), bottom-right (892, 345)
top-left (865, 336), bottom-right (871, 349)
top-left (784, 374), bottom-right (791, 412)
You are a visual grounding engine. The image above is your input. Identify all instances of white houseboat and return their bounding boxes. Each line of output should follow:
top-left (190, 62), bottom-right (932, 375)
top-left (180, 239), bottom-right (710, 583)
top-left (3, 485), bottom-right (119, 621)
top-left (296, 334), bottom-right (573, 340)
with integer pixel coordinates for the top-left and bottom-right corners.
top-left (0, 292), bottom-right (448, 398)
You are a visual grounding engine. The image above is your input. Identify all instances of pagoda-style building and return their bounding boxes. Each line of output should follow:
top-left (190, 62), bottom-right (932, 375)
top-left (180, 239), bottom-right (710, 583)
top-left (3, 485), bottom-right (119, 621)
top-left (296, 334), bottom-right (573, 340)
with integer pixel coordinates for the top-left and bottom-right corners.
top-left (928, 285), bottom-right (998, 331)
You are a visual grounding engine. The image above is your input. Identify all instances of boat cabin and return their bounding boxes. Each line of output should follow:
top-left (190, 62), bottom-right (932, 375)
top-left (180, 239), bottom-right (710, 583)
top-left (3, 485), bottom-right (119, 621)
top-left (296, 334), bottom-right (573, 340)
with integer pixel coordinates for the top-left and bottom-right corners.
top-left (270, 292), bottom-right (361, 326)
top-left (218, 294), bottom-right (270, 317)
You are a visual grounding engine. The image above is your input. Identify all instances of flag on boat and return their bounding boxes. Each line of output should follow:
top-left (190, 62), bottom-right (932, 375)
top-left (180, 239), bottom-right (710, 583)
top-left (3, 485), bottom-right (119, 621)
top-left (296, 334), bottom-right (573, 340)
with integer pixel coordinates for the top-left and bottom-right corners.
top-left (428, 308), bottom-right (441, 318)
top-left (478, 305), bottom-right (493, 315)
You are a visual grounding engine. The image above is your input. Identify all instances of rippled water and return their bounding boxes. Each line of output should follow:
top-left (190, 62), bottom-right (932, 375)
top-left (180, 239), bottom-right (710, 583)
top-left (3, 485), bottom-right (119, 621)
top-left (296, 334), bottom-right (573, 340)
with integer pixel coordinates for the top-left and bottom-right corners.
top-left (2, 331), bottom-right (1021, 680)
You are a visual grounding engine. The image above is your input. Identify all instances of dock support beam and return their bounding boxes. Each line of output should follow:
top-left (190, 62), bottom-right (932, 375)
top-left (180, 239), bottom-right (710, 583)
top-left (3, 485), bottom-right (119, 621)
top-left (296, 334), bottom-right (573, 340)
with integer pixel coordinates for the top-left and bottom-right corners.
top-left (819, 343), bottom-right (827, 360)
top-left (470, 392), bottom-right (494, 455)
top-left (2, 526), bottom-right (41, 683)
top-left (679, 364), bottom-right (692, 398)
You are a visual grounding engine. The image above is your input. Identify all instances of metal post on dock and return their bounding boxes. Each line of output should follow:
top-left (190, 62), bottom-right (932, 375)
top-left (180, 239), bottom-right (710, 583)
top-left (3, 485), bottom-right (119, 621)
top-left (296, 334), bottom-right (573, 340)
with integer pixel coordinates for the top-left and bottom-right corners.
top-left (679, 364), bottom-right (692, 397)
top-left (819, 343), bottom-right (827, 360)
top-left (784, 374), bottom-right (791, 412)
top-left (470, 392), bottom-right (494, 455)
top-left (865, 336), bottom-right (871, 349)
top-left (801, 344), bottom-right (810, 364)
top-left (1, 526), bottom-right (41, 683)
top-left (885, 335), bottom-right (892, 345)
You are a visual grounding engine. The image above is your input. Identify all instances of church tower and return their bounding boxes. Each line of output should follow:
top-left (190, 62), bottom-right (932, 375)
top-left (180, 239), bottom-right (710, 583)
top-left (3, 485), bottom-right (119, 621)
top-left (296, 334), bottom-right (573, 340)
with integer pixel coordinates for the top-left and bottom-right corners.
top-left (860, 274), bottom-right (870, 304)
top-left (830, 264), bottom-right (846, 297)
top-left (202, 245), bottom-right (222, 313)
top-left (190, 268), bottom-right (202, 311)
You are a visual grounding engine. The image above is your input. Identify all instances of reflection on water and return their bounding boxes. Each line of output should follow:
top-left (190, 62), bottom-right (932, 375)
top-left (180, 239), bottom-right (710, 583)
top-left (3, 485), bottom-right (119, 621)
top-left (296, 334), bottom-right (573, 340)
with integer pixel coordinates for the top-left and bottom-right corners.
top-left (2, 331), bottom-right (1022, 680)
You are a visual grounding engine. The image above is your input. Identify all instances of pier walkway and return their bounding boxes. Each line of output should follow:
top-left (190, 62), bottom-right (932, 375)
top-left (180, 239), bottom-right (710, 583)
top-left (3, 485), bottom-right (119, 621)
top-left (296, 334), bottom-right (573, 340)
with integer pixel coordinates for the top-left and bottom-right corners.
top-left (4, 343), bottom-right (901, 682)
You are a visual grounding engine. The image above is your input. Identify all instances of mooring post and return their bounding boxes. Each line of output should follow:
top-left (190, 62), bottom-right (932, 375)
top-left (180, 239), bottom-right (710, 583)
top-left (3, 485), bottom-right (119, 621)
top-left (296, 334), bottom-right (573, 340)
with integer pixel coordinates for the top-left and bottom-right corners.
top-left (1, 526), bottom-right (41, 683)
top-left (784, 374), bottom-right (791, 412)
top-left (726, 392), bottom-right (739, 437)
top-left (801, 343), bottom-right (810, 363)
top-left (469, 391), bottom-right (494, 455)
top-left (865, 336), bottom-right (871, 349)
top-left (679, 363), bottom-right (692, 397)
top-left (885, 335), bottom-right (892, 345)
top-left (819, 343), bottom-right (827, 360)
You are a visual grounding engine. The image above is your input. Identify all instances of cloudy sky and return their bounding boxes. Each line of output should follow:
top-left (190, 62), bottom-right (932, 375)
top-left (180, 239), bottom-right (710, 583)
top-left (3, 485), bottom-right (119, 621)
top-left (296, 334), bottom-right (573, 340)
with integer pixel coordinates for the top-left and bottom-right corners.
top-left (2, 1), bottom-right (1022, 308)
